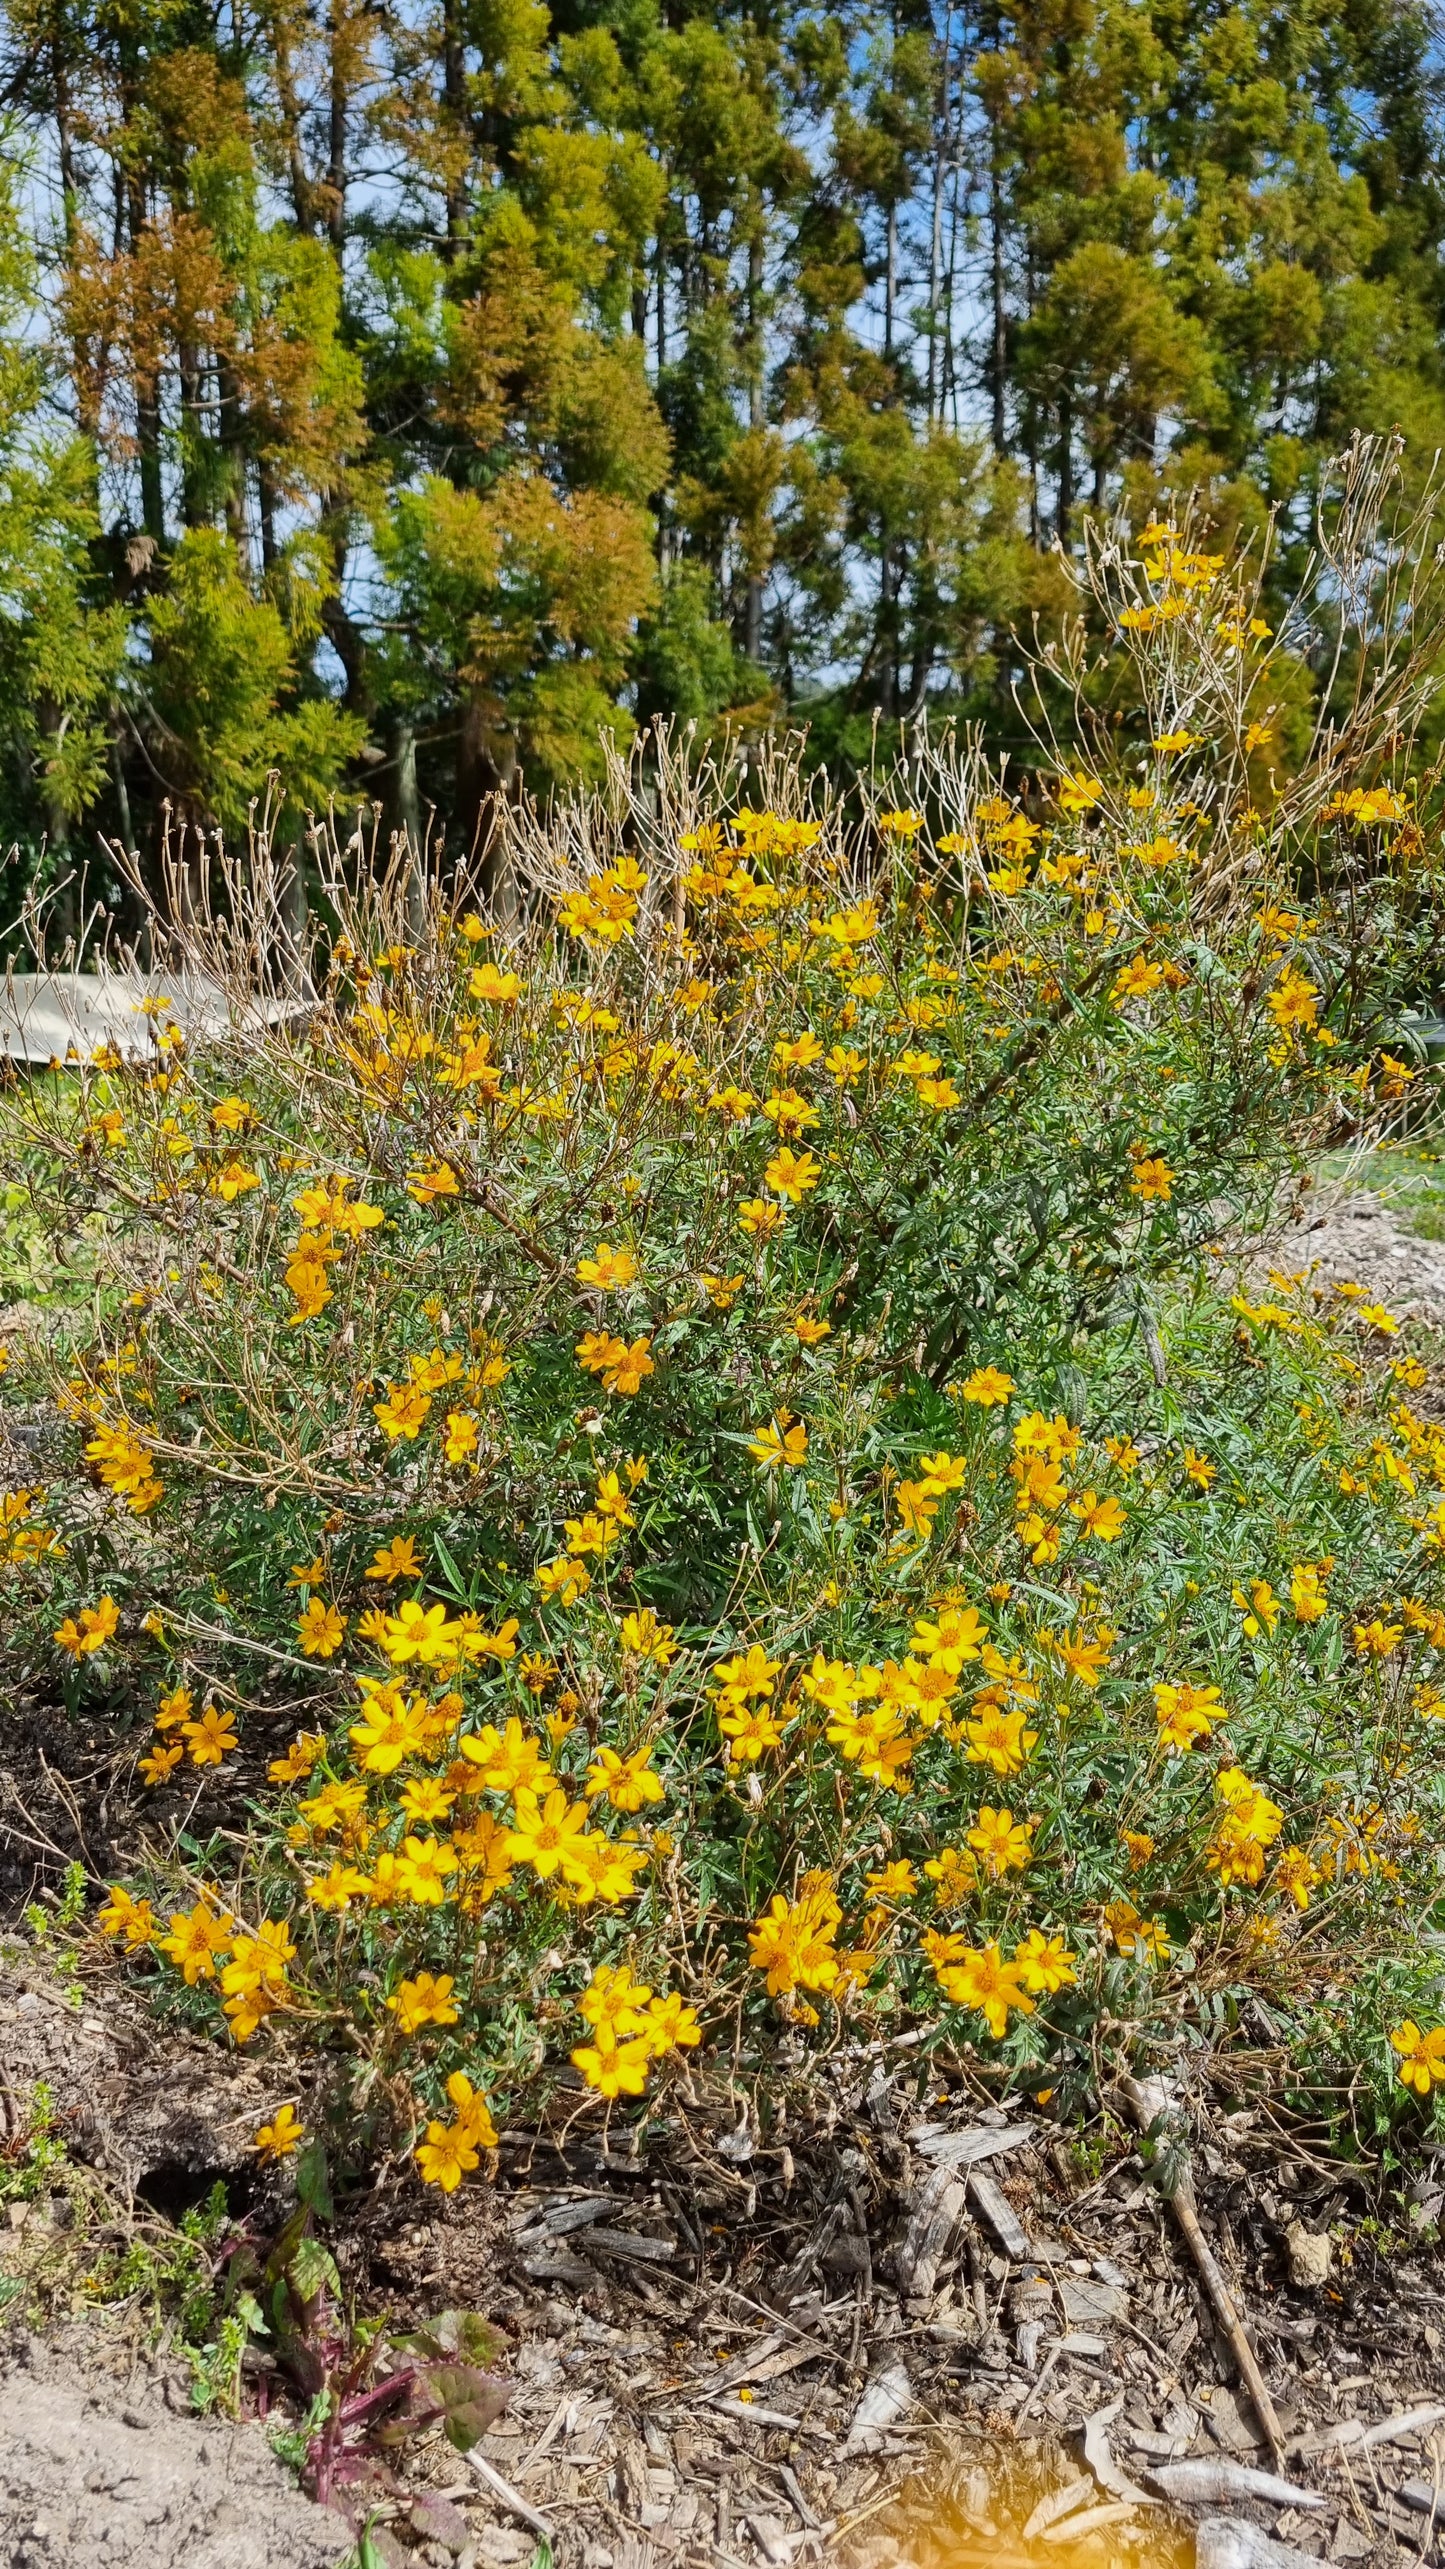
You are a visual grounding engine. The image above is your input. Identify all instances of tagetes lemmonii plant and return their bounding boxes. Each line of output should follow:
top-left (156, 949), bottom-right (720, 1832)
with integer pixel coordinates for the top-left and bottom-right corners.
top-left (12, 517), bottom-right (1445, 2180)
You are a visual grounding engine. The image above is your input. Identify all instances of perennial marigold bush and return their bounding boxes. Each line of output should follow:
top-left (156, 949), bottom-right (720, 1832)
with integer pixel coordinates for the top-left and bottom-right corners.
top-left (9, 480), bottom-right (1445, 2185)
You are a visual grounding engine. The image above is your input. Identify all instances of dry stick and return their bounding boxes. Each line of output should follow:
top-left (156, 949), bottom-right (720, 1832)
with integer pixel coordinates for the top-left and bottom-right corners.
top-left (462, 2447), bottom-right (554, 2541)
top-left (1117, 2074), bottom-right (1285, 2466)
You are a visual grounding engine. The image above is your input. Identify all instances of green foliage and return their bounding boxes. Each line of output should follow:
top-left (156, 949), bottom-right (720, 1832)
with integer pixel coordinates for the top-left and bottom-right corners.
top-left (4, 0), bottom-right (1445, 862)
top-left (8, 526), bottom-right (1445, 2180)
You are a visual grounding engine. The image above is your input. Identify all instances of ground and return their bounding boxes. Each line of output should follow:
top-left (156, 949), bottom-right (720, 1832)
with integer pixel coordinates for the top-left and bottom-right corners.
top-left (1, 1166), bottom-right (1444, 2569)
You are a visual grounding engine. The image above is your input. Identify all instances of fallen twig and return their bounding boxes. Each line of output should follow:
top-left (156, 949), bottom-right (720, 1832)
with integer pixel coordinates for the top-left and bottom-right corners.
top-left (1117, 2072), bottom-right (1286, 2465)
top-left (463, 2447), bottom-right (555, 2540)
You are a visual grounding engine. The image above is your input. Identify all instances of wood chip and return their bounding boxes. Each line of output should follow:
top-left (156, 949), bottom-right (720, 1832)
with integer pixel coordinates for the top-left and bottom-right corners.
top-left (1040, 2502), bottom-right (1138, 2544)
top-left (580, 2227), bottom-right (676, 2264)
top-left (1359, 2403), bottom-right (1445, 2451)
top-left (911, 2121), bottom-right (1034, 2168)
top-left (1020, 2479), bottom-right (1094, 2542)
top-left (706, 2395), bottom-right (807, 2430)
top-left (897, 2164), bottom-right (968, 2302)
top-left (1148, 2461), bottom-right (1327, 2511)
top-left (1194, 2519), bottom-right (1328, 2569)
top-left (968, 2169), bottom-right (1031, 2260)
top-left (841, 2360), bottom-right (912, 2456)
top-left (1082, 2398), bottom-right (1156, 2506)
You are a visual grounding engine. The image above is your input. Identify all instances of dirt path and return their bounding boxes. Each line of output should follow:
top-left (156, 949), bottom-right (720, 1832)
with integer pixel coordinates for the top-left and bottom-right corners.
top-left (1284, 1178), bottom-right (1445, 1327)
top-left (0, 2334), bottom-right (349, 2569)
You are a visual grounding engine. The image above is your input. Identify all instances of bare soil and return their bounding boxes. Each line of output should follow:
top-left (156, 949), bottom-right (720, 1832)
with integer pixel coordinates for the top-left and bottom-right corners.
top-left (0, 2331), bottom-right (350, 2569)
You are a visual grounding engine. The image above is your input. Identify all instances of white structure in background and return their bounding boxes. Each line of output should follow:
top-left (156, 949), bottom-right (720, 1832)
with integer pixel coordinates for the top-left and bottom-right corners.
top-left (0, 971), bottom-right (296, 1064)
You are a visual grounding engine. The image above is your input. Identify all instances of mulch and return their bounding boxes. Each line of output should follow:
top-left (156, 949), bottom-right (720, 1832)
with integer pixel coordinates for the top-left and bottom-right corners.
top-left (4, 1941), bottom-right (1442, 2569)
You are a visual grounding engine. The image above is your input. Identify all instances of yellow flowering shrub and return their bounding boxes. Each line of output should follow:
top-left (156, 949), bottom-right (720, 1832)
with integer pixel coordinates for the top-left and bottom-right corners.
top-left (9, 494), bottom-right (1445, 2175)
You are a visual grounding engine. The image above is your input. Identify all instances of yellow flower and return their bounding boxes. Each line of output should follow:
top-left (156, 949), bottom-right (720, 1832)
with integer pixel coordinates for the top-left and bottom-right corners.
top-left (618, 1607), bottom-right (677, 1665)
top-left (577, 1242), bottom-right (639, 1291)
top-left (1153, 1679), bottom-right (1222, 1754)
top-left (762, 1087), bottom-right (820, 1138)
top-left (586, 1744), bottom-right (666, 1811)
top-left (505, 1787), bottom-right (591, 1879)
top-left (140, 1740), bottom-right (184, 1786)
top-left (702, 1271), bottom-right (746, 1308)
top-left (306, 1861), bottom-right (371, 1910)
top-left (962, 1704), bottom-right (1037, 1777)
top-left (936, 1940), bottom-right (1034, 2039)
top-left (1056, 772), bottom-right (1103, 815)
top-left (1069, 1489), bottom-right (1126, 1541)
top-left (765, 1146), bottom-right (821, 1201)
top-left (966, 1804), bottom-right (1034, 1877)
top-left (158, 1901), bottom-right (233, 1984)
top-left (1112, 956), bottom-right (1165, 1004)
top-left (910, 1604), bottom-right (987, 1670)
top-left (253, 2103), bottom-right (306, 2161)
top-left (923, 1846), bottom-right (978, 1905)
top-left (374, 1384), bottom-right (432, 1441)
top-left (706, 1083), bottom-right (757, 1121)
top-left (54, 1594), bottom-right (120, 1659)
top-left (792, 1312), bottom-right (831, 1345)
top-left (183, 1704), bottom-right (239, 1766)
top-left (1043, 1622), bottom-right (1114, 1687)
top-left (1289, 1560), bottom-right (1330, 1622)
top-left (718, 1701), bottom-right (784, 1761)
top-left (748, 1884), bottom-right (841, 1996)
top-left (1129, 1155), bottom-right (1174, 1202)
top-left (572, 2027), bottom-right (653, 2098)
top-left (748, 1413), bottom-right (808, 1470)
top-left (1104, 1899), bottom-right (1168, 1961)
top-left (1391, 2020), bottom-right (1445, 2097)
top-left (1267, 967), bottom-right (1320, 1033)
top-left (641, 1991), bottom-right (701, 2055)
top-left (1233, 1579), bottom-right (1280, 1638)
top-left (537, 1555), bottom-right (591, 1604)
top-left (1182, 1447), bottom-right (1216, 1489)
top-left (579, 1962), bottom-right (653, 2037)
top-left (399, 1777), bottom-right (456, 1824)
top-left (416, 2118), bottom-right (481, 2190)
top-left (1273, 1845), bottom-right (1320, 1911)
top-left (773, 1030), bottom-right (824, 1069)
top-left (1013, 1930), bottom-right (1077, 1996)
top-left (959, 1365), bottom-right (1013, 1406)
top-left (406, 1159), bottom-right (461, 1206)
top-left (1353, 1616), bottom-right (1403, 1659)
top-left (377, 1598), bottom-right (465, 1667)
top-left (97, 1886), bottom-right (156, 1949)
top-left (296, 1598), bottom-right (346, 1659)
top-left (577, 1331), bottom-right (654, 1394)
top-left (393, 1834), bottom-right (459, 1904)
top-left (386, 1972), bottom-right (461, 2036)
top-left (349, 1684), bottom-right (430, 1772)
top-left (866, 1859), bottom-right (918, 1903)
top-left (739, 1196), bottom-right (787, 1239)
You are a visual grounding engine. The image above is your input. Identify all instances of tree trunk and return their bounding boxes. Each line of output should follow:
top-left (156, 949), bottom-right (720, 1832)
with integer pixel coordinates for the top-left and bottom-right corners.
top-left (443, 0), bottom-right (469, 252)
top-left (746, 227), bottom-right (764, 659)
top-left (328, 0), bottom-right (348, 250)
top-left (389, 716), bottom-right (424, 867)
